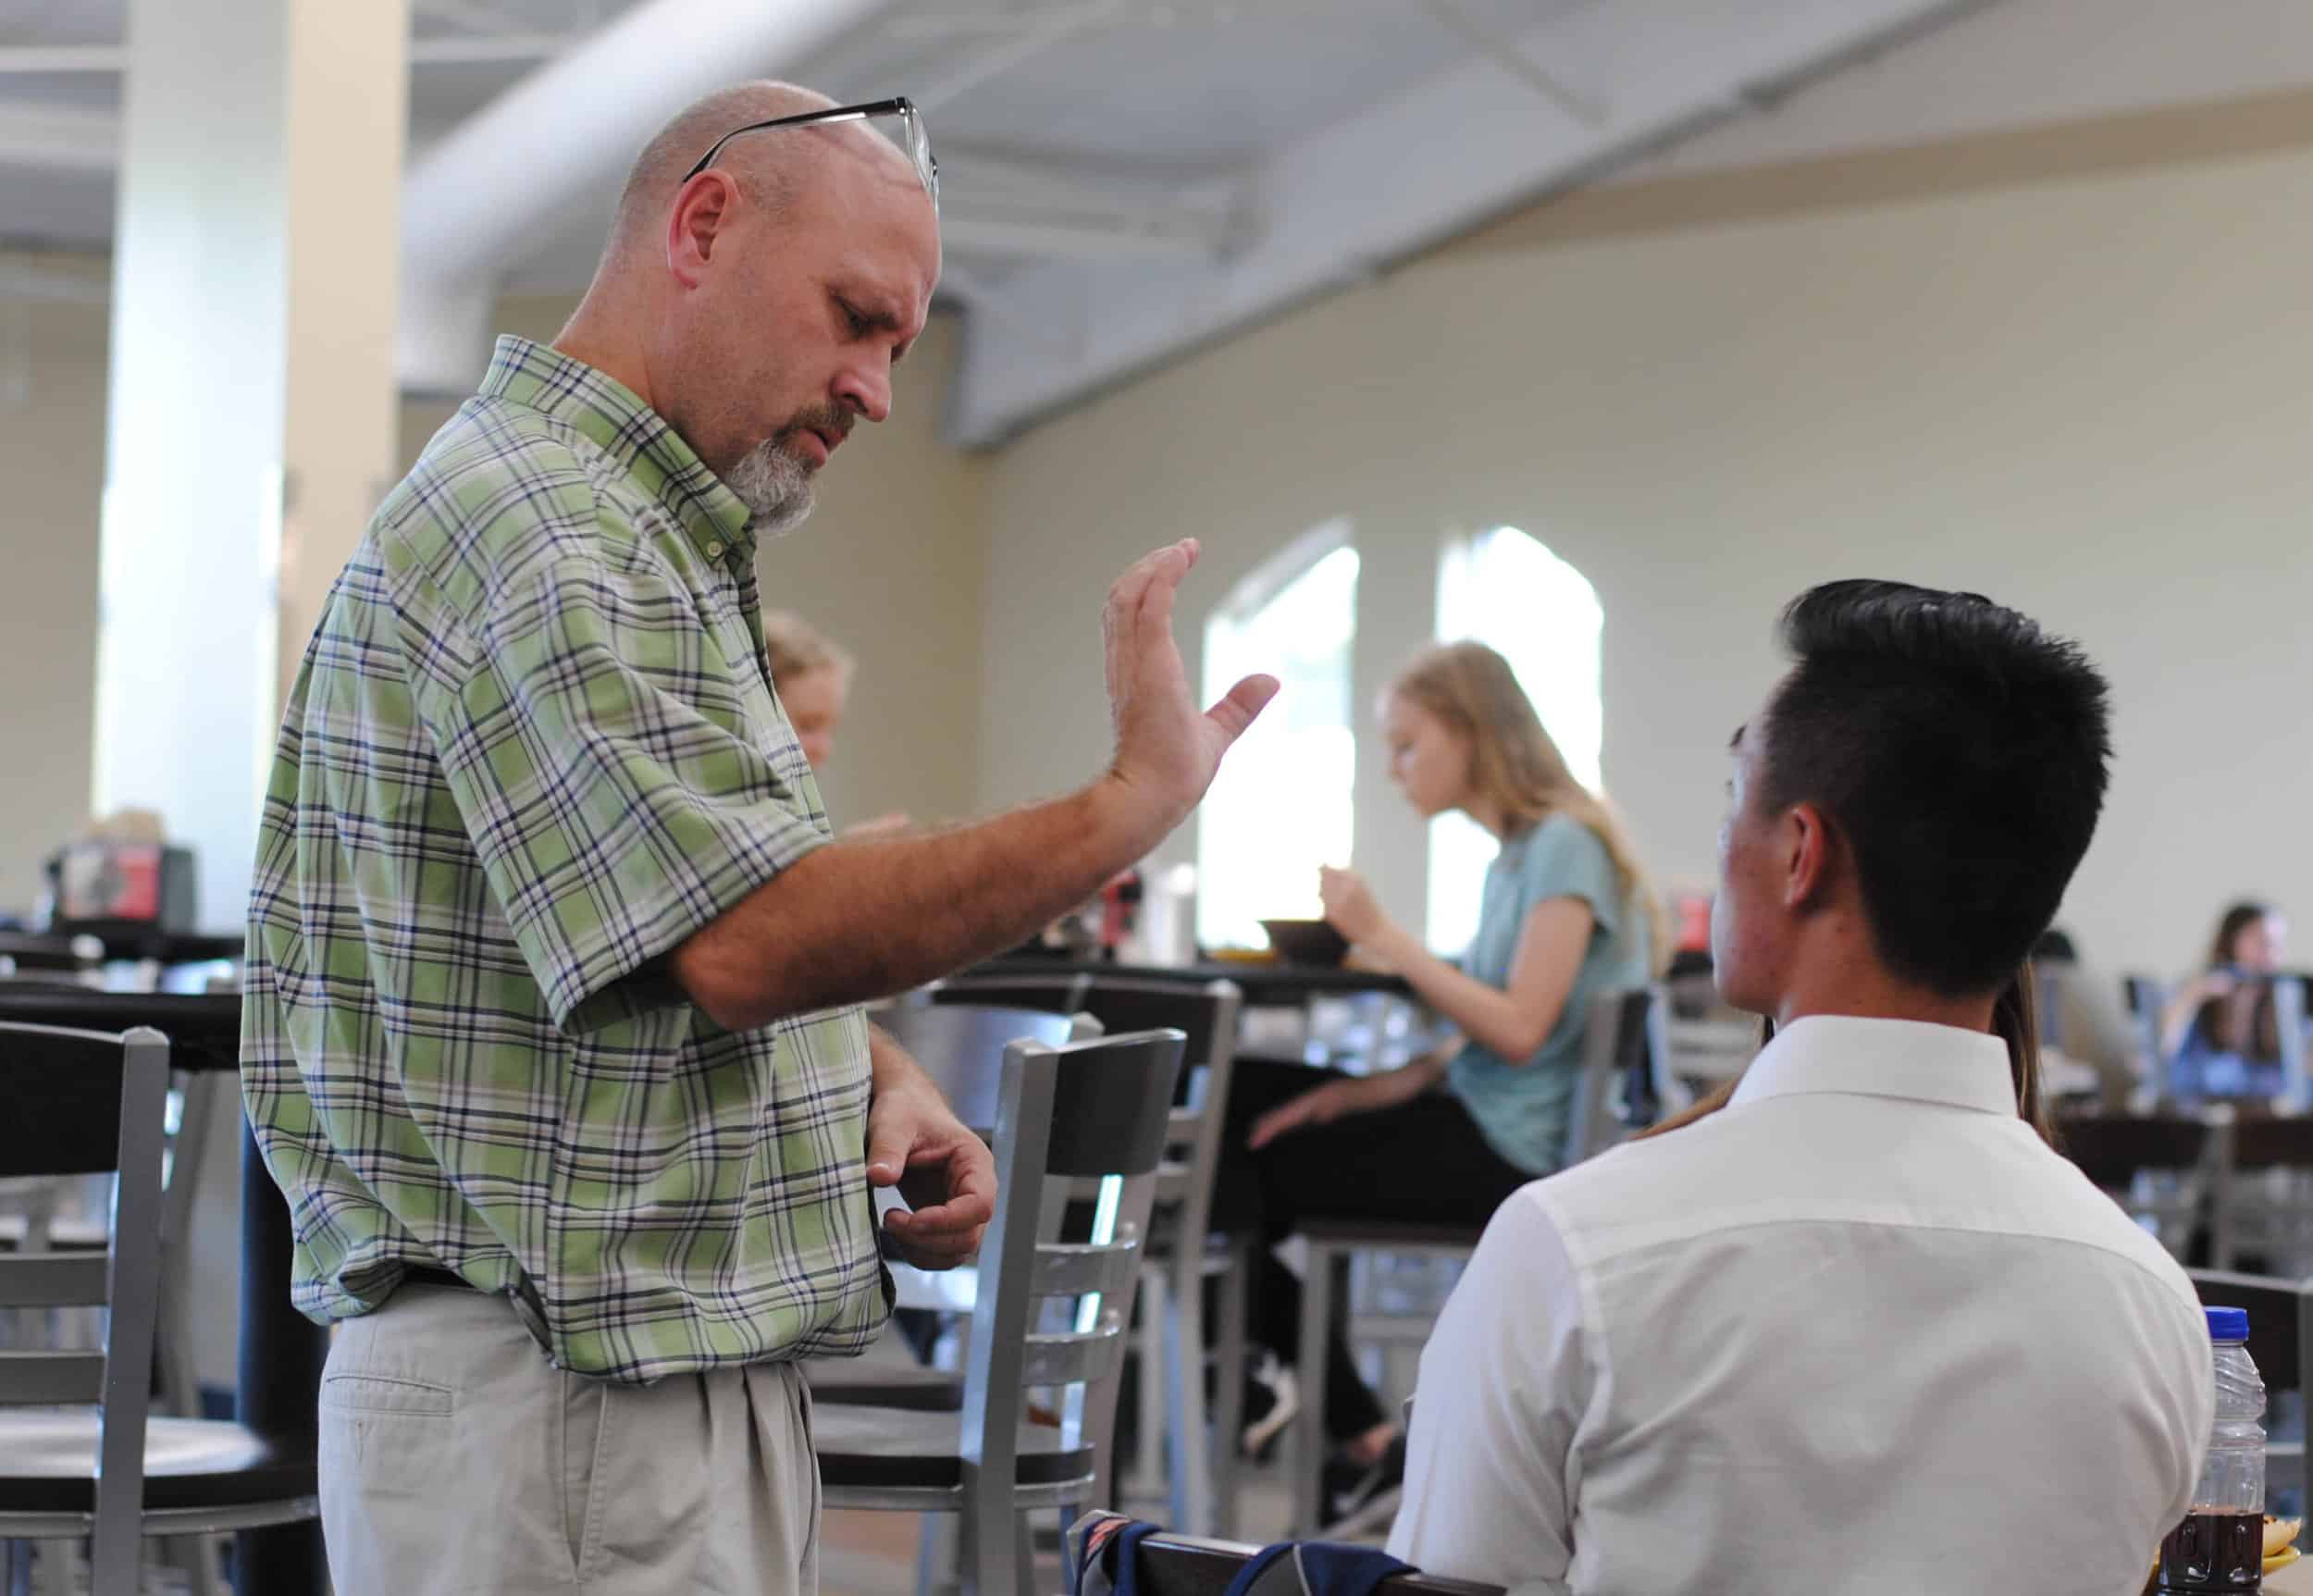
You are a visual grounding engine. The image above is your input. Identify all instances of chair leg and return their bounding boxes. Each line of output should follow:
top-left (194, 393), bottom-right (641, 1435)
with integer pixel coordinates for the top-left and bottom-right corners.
top-left (1134, 1268), bottom-right (1168, 1508)
top-left (915, 1512), bottom-right (959, 1596)
top-left (30, 1542), bottom-right (73, 1596)
top-left (1014, 1513), bottom-right (1037, 1596)
top-left (1210, 1239), bottom-right (1249, 1541)
top-left (161, 1533), bottom-right (225, 1596)
top-left (1291, 1243), bottom-right (1336, 1537)
top-left (1161, 1255), bottom-right (1214, 1534)
top-left (966, 1495), bottom-right (1020, 1596)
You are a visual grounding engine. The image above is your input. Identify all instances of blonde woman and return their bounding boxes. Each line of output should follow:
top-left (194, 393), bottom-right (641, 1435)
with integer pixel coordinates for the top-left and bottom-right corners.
top-left (1231, 641), bottom-right (1659, 1511)
top-left (762, 610), bottom-right (856, 773)
top-left (764, 611), bottom-right (909, 836)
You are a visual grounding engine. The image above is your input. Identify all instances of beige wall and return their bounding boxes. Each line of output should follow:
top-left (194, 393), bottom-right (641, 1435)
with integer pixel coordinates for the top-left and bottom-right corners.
top-left (0, 279), bottom-right (984, 918)
top-left (0, 255), bottom-right (107, 918)
top-left (399, 297), bottom-right (988, 831)
top-left (977, 108), bottom-right (2313, 982)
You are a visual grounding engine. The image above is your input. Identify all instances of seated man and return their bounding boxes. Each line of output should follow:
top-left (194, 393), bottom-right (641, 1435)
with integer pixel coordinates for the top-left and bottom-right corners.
top-left (1389, 581), bottom-right (2211, 1595)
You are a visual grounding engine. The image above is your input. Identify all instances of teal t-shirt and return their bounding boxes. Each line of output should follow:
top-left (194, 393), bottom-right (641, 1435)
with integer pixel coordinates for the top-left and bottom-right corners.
top-left (1445, 812), bottom-right (1651, 1176)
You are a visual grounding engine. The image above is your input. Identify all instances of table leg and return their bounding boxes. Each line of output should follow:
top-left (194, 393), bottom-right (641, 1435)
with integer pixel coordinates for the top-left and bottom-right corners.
top-left (234, 1121), bottom-right (328, 1596)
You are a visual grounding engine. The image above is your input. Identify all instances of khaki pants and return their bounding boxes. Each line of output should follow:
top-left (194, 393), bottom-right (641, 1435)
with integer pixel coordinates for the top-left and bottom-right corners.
top-left (318, 1284), bottom-right (820, 1595)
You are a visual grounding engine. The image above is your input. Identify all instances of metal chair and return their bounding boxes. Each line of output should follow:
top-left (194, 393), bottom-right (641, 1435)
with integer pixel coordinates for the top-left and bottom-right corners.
top-left (933, 975), bottom-right (1254, 1539)
top-left (1064, 1511), bottom-right (1503, 1596)
top-left (0, 976), bottom-right (230, 1421)
top-left (2187, 1269), bottom-right (2313, 1512)
top-left (812, 1027), bottom-right (1184, 1596)
top-left (1071, 980), bottom-right (1245, 1540)
top-left (804, 1003), bottom-right (1096, 1412)
top-left (2213, 1116), bottom-right (2313, 1275)
top-left (0, 1022), bottom-right (316, 1596)
top-left (1284, 988), bottom-right (1657, 1536)
top-left (2056, 1112), bottom-right (2214, 1263)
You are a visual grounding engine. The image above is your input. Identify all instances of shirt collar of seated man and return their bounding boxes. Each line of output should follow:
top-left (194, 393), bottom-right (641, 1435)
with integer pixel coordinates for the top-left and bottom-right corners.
top-left (1653, 578), bottom-right (2110, 1143)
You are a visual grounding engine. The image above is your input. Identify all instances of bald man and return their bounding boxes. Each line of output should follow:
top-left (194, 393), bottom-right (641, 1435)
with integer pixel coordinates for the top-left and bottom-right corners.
top-left (242, 82), bottom-right (1276, 1595)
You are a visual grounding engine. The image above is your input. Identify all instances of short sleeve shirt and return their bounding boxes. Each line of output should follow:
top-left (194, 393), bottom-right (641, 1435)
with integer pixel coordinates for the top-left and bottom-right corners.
top-left (241, 337), bottom-right (887, 1383)
top-left (1445, 812), bottom-right (1650, 1176)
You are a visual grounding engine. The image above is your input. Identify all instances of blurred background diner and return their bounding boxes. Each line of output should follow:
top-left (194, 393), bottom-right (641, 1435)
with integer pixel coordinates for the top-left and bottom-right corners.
top-left (11, 2), bottom-right (2313, 1592)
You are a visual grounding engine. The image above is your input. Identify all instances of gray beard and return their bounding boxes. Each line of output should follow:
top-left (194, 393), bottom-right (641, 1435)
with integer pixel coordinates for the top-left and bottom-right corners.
top-left (725, 436), bottom-right (816, 538)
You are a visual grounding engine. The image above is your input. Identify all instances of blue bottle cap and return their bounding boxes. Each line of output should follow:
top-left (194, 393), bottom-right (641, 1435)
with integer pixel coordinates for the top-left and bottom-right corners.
top-left (2206, 1306), bottom-right (2250, 1342)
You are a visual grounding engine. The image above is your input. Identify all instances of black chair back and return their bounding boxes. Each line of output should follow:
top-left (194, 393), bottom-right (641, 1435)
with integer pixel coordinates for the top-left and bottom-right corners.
top-left (2057, 1115), bottom-right (2209, 1191)
top-left (1070, 1519), bottom-right (1503, 1596)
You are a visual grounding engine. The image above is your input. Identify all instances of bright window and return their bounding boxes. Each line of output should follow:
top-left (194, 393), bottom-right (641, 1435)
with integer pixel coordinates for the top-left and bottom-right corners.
top-left (1197, 530), bottom-right (1359, 951)
top-left (1427, 527), bottom-right (1603, 954)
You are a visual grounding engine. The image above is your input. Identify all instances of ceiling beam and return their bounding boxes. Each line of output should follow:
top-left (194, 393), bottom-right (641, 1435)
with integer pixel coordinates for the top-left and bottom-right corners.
top-left (0, 35), bottom-right (587, 73)
top-left (945, 0), bottom-right (2001, 447)
top-left (0, 104), bottom-right (118, 173)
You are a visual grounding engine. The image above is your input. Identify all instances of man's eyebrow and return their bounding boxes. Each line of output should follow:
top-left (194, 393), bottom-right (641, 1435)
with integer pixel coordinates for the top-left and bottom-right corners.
top-left (1729, 723), bottom-right (1746, 750)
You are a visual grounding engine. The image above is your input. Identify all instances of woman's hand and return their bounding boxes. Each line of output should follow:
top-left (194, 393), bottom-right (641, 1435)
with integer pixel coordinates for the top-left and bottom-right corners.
top-left (1247, 1059), bottom-right (1443, 1150)
top-left (1249, 1081), bottom-right (1360, 1150)
top-left (1319, 866), bottom-right (1389, 946)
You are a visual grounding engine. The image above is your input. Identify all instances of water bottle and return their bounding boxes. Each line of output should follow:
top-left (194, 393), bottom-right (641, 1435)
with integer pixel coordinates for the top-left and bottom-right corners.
top-left (2158, 1306), bottom-right (2267, 1591)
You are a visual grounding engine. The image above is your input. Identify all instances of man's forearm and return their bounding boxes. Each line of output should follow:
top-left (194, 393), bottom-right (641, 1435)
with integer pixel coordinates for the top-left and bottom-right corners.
top-left (674, 776), bottom-right (1163, 1030)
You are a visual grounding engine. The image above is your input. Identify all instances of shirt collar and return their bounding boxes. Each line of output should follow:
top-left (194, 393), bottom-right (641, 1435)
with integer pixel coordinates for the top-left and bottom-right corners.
top-left (477, 336), bottom-right (755, 566)
top-left (1729, 1014), bottom-right (2019, 1117)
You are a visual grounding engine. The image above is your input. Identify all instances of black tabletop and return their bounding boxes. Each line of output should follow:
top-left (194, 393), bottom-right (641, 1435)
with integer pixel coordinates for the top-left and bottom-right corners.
top-left (973, 955), bottom-right (1412, 1006)
top-left (0, 986), bottom-right (241, 1070)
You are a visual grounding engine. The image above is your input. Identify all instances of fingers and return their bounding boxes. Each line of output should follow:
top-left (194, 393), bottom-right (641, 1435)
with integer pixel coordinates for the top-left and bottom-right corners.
top-left (1107, 541), bottom-right (1194, 636)
top-left (1248, 1102), bottom-right (1304, 1151)
top-left (882, 1141), bottom-right (996, 1268)
top-left (864, 1123), bottom-right (913, 1189)
top-left (1206, 673), bottom-right (1280, 746)
top-left (884, 1214), bottom-right (982, 1270)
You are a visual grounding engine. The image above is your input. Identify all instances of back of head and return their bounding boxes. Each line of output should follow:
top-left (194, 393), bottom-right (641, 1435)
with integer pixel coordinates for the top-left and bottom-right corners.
top-left (2210, 901), bottom-right (2272, 969)
top-left (1762, 580), bottom-right (2111, 998)
top-left (761, 611), bottom-right (853, 687)
top-left (605, 81), bottom-right (834, 269)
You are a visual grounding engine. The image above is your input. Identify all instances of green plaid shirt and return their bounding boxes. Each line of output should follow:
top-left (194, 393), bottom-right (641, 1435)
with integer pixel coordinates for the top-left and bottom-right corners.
top-left (242, 336), bottom-right (888, 1383)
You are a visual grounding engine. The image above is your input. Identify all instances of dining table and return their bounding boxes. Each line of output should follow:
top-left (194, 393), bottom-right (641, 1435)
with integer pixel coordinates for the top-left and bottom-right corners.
top-left (971, 954), bottom-right (1411, 1008)
top-left (0, 981), bottom-right (325, 1596)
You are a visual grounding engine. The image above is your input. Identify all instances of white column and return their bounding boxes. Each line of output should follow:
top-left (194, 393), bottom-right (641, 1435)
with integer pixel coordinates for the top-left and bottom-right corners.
top-left (93, 0), bottom-right (407, 935)
top-left (97, 0), bottom-right (406, 1405)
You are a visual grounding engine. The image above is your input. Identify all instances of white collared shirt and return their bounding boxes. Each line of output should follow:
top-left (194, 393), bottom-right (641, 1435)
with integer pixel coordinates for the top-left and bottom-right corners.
top-left (1389, 1015), bottom-right (2213, 1596)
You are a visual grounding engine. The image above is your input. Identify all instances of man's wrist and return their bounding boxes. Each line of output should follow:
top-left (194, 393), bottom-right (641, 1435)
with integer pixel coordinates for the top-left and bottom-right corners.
top-left (1085, 771), bottom-right (1180, 873)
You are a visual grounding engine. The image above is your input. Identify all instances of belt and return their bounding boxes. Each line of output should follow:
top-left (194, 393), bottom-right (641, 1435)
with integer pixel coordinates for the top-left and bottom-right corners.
top-left (401, 1265), bottom-right (476, 1293)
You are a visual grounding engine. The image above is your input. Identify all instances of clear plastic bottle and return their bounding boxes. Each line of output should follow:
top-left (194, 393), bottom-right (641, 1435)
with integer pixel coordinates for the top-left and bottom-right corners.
top-left (2159, 1306), bottom-right (2267, 1591)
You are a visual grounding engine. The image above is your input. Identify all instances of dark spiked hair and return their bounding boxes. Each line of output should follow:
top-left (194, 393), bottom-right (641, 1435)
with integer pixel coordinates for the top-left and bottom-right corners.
top-left (1760, 579), bottom-right (2112, 998)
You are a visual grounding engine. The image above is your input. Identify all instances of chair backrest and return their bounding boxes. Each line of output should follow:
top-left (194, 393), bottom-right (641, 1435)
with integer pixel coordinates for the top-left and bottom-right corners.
top-left (1068, 1518), bottom-right (1504, 1596)
top-left (1072, 977), bottom-right (1243, 1252)
top-left (932, 972), bottom-right (1096, 1016)
top-left (0, 932), bottom-right (104, 978)
top-left (1565, 988), bottom-right (1660, 1163)
top-left (2058, 1114), bottom-right (2212, 1192)
top-left (959, 1029), bottom-right (1183, 1570)
top-left (2186, 1267), bottom-right (2313, 1509)
top-left (2186, 1268), bottom-right (2309, 1402)
top-left (0, 1021), bottom-right (170, 1593)
top-left (872, 1003), bottom-right (1099, 1133)
top-left (2225, 1116), bottom-right (2313, 1174)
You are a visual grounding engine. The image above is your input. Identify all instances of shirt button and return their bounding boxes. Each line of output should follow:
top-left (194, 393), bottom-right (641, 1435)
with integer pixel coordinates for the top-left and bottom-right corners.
top-left (705, 540), bottom-right (724, 559)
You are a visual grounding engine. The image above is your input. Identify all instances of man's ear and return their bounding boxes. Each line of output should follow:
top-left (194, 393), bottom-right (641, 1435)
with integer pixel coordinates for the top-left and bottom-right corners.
top-left (665, 170), bottom-right (738, 290)
top-left (1782, 800), bottom-right (1835, 910)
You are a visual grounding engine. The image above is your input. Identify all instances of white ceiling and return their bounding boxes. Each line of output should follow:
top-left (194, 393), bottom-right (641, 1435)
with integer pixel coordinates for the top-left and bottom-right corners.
top-left (5, 0), bottom-right (2313, 445)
